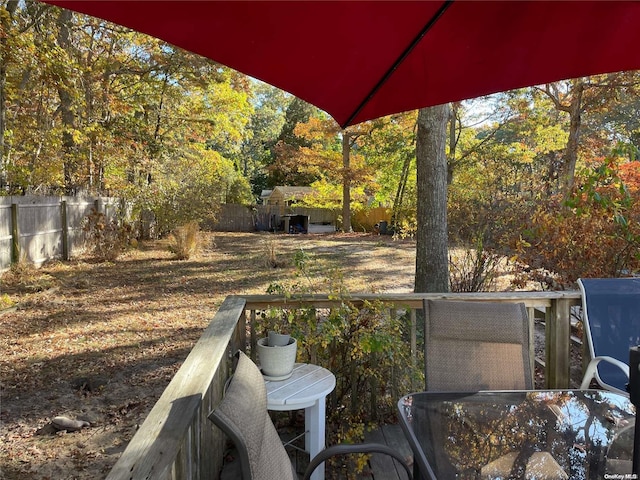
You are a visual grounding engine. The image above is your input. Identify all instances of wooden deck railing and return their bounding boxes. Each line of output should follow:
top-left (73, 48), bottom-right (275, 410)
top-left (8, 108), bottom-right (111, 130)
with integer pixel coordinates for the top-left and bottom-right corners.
top-left (105, 291), bottom-right (582, 480)
top-left (104, 296), bottom-right (247, 480)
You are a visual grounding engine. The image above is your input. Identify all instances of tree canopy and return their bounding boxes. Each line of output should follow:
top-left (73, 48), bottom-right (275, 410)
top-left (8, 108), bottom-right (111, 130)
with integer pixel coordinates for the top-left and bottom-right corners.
top-left (3, 2), bottom-right (640, 286)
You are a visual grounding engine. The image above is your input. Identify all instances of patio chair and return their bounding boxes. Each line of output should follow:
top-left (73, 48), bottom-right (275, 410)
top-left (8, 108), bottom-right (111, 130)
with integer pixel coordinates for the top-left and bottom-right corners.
top-left (208, 350), bottom-right (413, 480)
top-left (578, 278), bottom-right (640, 395)
top-left (423, 299), bottom-right (533, 391)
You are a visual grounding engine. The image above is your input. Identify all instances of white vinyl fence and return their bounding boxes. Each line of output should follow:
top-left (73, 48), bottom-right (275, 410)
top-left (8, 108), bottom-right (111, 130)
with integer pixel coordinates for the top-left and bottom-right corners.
top-left (0, 196), bottom-right (118, 271)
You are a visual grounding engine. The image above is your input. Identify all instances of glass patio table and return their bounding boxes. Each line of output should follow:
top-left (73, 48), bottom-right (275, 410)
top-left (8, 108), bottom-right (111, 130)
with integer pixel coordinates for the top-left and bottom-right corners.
top-left (397, 390), bottom-right (636, 480)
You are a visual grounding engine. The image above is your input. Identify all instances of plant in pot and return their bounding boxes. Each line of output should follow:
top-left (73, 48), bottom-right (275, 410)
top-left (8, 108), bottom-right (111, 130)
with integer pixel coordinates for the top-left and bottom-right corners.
top-left (257, 305), bottom-right (298, 380)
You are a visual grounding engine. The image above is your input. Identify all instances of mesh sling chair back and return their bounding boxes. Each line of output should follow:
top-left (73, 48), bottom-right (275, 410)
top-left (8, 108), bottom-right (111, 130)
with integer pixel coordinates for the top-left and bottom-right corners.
top-left (423, 299), bottom-right (533, 391)
top-left (578, 278), bottom-right (640, 395)
top-left (209, 351), bottom-right (413, 480)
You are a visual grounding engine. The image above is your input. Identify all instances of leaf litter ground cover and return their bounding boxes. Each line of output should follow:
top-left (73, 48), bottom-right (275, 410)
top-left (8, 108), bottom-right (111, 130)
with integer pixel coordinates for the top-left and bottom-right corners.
top-left (0, 231), bottom-right (582, 479)
top-left (0, 232), bottom-right (418, 479)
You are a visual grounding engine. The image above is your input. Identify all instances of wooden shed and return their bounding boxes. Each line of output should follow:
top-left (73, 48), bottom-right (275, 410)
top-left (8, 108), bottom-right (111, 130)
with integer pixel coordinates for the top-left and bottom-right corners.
top-left (263, 186), bottom-right (314, 208)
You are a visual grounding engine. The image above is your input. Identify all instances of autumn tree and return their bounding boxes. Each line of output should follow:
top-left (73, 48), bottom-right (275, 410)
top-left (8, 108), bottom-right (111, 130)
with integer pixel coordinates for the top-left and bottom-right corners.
top-left (289, 116), bottom-right (378, 230)
top-left (241, 81), bottom-right (289, 199)
top-left (356, 112), bottom-right (417, 233)
top-left (1, 1), bottom-right (65, 192)
top-left (266, 97), bottom-right (320, 186)
top-left (3, 3), bottom-right (254, 235)
top-left (443, 80), bottom-right (640, 285)
top-left (0, 0), bottom-right (21, 189)
top-left (534, 72), bottom-right (640, 198)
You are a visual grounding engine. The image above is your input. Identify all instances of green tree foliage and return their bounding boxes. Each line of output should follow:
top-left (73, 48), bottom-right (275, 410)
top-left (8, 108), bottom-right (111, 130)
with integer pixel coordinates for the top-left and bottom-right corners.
top-left (137, 144), bottom-right (251, 236)
top-left (240, 81), bottom-right (289, 199)
top-left (1, 3), bottom-right (254, 234)
top-left (357, 112), bottom-right (417, 232)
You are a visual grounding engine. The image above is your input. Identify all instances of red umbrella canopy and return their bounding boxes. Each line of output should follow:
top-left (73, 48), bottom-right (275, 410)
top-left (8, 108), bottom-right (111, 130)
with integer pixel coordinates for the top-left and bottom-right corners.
top-left (43, 1), bottom-right (640, 127)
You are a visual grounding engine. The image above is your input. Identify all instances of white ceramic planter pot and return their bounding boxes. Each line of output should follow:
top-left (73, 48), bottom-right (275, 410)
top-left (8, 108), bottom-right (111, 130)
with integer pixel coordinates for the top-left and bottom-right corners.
top-left (257, 337), bottom-right (297, 380)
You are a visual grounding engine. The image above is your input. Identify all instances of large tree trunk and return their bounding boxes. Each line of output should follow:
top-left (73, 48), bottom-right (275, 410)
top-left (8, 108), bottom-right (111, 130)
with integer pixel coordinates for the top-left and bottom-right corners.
top-left (341, 130), bottom-right (352, 232)
top-left (415, 105), bottom-right (450, 293)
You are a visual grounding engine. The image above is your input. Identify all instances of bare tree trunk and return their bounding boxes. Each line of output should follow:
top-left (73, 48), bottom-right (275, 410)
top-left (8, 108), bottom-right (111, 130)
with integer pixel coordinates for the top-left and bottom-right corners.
top-left (56, 8), bottom-right (77, 194)
top-left (538, 80), bottom-right (585, 199)
top-left (84, 27), bottom-right (96, 192)
top-left (0, 22), bottom-right (7, 190)
top-left (415, 105), bottom-right (450, 293)
top-left (447, 102), bottom-right (460, 184)
top-left (0, 1), bottom-right (19, 190)
top-left (341, 130), bottom-right (352, 232)
top-left (391, 152), bottom-right (411, 228)
top-left (560, 82), bottom-right (584, 197)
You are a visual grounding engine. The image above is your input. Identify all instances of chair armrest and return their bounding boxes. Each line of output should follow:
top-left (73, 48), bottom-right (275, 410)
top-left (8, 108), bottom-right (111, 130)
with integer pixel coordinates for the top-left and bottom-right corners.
top-left (303, 442), bottom-right (413, 480)
top-left (580, 356), bottom-right (630, 393)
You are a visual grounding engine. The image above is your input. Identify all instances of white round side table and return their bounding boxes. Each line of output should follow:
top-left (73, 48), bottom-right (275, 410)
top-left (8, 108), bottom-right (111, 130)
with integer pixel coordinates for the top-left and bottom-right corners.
top-left (264, 363), bottom-right (336, 480)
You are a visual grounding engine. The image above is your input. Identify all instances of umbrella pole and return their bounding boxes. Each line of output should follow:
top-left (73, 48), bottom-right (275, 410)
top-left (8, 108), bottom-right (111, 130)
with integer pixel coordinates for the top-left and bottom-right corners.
top-left (629, 346), bottom-right (640, 474)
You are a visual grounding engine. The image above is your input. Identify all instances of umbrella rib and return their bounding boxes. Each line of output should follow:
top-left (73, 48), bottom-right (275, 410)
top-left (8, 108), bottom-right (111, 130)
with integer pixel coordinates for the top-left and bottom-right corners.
top-left (341, 0), bottom-right (454, 128)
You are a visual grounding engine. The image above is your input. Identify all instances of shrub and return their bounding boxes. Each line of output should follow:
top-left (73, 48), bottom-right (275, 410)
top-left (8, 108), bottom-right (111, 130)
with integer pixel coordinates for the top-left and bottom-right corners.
top-left (133, 145), bottom-right (252, 238)
top-left (260, 250), bottom-right (420, 475)
top-left (392, 216), bottom-right (417, 240)
top-left (167, 222), bottom-right (201, 260)
top-left (261, 235), bottom-right (287, 268)
top-left (449, 236), bottom-right (501, 292)
top-left (511, 156), bottom-right (640, 285)
top-left (83, 208), bottom-right (133, 262)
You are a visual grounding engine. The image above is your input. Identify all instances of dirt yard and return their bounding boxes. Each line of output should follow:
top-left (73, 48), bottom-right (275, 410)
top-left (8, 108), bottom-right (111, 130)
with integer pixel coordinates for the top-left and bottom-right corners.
top-left (1, 232), bottom-right (422, 479)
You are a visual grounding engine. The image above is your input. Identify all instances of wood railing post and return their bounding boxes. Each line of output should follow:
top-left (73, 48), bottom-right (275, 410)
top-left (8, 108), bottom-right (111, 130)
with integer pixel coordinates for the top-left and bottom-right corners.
top-left (388, 307), bottom-right (398, 402)
top-left (250, 309), bottom-right (257, 361)
top-left (526, 306), bottom-right (536, 383)
top-left (410, 308), bottom-right (417, 391)
top-left (546, 298), bottom-right (572, 388)
top-left (235, 308), bottom-right (247, 353)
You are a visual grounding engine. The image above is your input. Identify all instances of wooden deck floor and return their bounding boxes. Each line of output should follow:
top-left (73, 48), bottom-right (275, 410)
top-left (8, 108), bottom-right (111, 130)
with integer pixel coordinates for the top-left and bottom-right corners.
top-left (220, 423), bottom-right (413, 480)
top-left (361, 424), bottom-right (413, 480)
